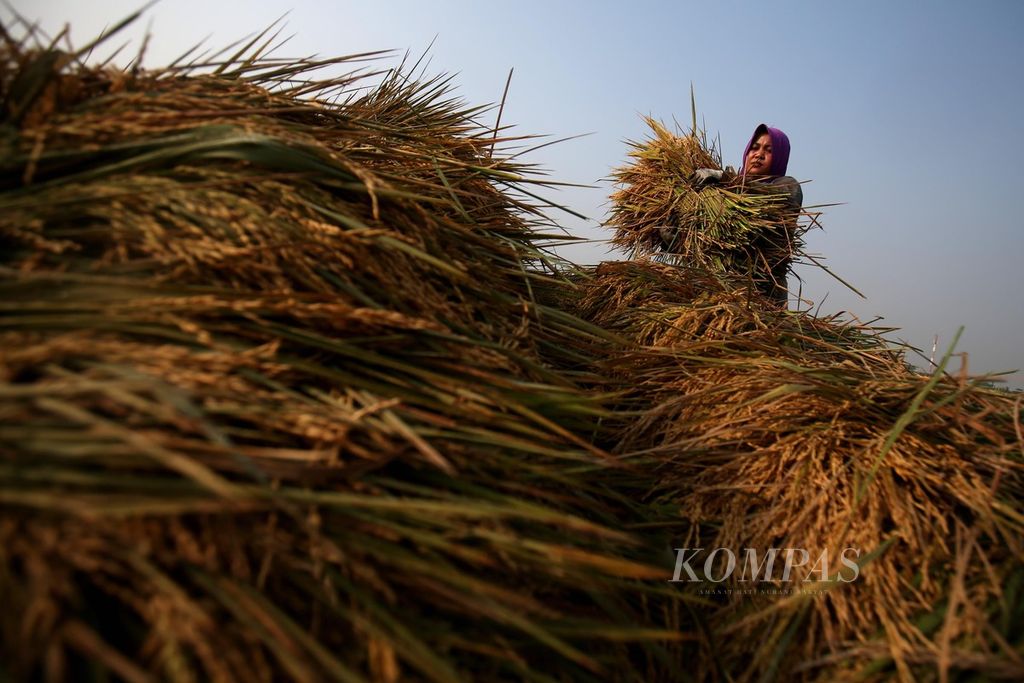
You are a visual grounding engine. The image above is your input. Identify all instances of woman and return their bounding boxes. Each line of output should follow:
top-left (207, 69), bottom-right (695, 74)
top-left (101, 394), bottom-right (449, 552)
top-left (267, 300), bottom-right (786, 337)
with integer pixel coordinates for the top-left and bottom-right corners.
top-left (738, 124), bottom-right (803, 306)
top-left (660, 123), bottom-right (804, 307)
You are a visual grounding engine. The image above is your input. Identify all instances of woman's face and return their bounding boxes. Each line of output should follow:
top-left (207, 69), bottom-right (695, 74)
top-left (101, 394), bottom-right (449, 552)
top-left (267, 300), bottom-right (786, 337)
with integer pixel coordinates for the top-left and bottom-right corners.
top-left (745, 133), bottom-right (773, 176)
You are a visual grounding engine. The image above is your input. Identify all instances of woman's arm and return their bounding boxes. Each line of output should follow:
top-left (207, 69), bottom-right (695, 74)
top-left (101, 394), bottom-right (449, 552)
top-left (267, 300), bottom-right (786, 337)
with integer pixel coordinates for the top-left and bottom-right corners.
top-left (766, 175), bottom-right (803, 212)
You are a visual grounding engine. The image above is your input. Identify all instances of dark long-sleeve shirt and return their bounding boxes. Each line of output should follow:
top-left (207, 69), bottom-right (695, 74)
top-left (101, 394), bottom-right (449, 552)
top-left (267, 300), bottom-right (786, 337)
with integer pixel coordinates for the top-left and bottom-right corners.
top-left (745, 175), bottom-right (802, 306)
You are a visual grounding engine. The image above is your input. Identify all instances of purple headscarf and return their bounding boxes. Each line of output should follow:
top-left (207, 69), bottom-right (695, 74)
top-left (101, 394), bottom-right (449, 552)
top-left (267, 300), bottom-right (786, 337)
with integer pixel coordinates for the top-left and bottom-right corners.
top-left (741, 123), bottom-right (791, 177)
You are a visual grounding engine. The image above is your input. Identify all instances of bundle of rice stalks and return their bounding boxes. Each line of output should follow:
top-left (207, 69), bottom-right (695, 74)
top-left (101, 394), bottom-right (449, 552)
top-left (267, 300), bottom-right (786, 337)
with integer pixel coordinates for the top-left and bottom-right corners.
top-left (0, 18), bottom-right (688, 682)
top-left (569, 260), bottom-right (1024, 681)
top-left (607, 118), bottom-right (807, 288)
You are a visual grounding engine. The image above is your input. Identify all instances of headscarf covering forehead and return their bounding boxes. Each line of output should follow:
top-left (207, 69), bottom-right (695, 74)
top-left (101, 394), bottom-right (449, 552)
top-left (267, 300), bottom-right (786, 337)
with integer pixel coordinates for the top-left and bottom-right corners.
top-left (741, 123), bottom-right (791, 176)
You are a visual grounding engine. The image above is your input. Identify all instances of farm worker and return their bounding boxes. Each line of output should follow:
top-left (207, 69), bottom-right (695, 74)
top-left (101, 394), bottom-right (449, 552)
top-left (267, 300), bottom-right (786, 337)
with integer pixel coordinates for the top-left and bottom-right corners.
top-left (738, 124), bottom-right (802, 306)
top-left (691, 124), bottom-right (803, 307)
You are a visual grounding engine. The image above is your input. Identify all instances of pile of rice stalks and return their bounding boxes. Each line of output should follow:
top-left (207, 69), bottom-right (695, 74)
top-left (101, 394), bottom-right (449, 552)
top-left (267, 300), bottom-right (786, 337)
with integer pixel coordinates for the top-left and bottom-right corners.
top-left (0, 19), bottom-right (687, 683)
top-left (4, 12), bottom-right (1021, 683)
top-left (568, 260), bottom-right (1024, 681)
top-left (607, 118), bottom-right (807, 286)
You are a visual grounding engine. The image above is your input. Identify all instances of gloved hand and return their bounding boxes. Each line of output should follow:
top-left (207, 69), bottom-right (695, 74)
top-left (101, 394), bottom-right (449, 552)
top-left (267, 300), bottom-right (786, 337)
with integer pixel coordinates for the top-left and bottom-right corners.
top-left (692, 168), bottom-right (724, 187)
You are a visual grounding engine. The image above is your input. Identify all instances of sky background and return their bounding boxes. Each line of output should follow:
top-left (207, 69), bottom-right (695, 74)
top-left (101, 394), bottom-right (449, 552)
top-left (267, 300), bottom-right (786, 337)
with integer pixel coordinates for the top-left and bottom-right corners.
top-left (19, 0), bottom-right (1024, 387)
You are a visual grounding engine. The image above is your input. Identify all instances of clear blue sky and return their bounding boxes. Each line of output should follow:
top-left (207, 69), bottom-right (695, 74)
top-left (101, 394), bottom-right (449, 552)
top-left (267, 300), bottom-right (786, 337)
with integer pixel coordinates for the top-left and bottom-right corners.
top-left (24, 1), bottom-right (1024, 386)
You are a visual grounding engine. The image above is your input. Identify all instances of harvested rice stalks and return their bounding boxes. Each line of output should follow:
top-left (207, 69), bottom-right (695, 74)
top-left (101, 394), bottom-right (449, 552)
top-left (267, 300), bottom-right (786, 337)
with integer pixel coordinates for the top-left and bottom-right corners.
top-left (567, 260), bottom-right (1024, 682)
top-left (0, 18), bottom-right (686, 683)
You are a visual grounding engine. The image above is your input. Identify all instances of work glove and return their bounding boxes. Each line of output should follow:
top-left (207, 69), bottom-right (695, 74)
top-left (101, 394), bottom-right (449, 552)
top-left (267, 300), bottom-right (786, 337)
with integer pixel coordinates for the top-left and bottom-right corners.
top-left (692, 167), bottom-right (724, 187)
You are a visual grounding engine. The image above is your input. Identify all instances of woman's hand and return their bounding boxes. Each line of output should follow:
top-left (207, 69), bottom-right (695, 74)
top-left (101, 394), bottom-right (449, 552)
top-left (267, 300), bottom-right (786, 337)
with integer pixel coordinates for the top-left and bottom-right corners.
top-left (692, 168), bottom-right (724, 187)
